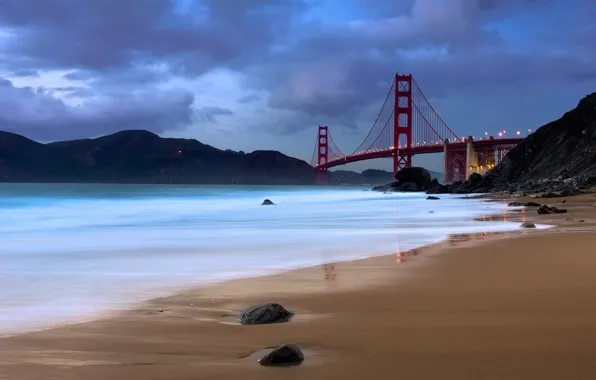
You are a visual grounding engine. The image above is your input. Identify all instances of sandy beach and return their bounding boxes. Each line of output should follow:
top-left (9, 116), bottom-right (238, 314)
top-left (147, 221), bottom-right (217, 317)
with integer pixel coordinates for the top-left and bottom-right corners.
top-left (1, 192), bottom-right (596, 380)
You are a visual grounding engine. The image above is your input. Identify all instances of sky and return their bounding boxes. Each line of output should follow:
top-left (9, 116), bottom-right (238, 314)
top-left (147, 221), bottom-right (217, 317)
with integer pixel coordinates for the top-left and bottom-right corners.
top-left (0, 0), bottom-right (594, 172)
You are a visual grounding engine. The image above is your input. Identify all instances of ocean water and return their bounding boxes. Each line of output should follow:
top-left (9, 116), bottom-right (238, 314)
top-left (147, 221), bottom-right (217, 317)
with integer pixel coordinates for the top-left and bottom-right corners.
top-left (1, 183), bottom-right (524, 335)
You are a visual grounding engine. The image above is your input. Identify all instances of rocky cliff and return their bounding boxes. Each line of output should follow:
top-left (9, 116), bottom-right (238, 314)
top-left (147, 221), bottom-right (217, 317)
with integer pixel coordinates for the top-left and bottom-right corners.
top-left (458, 92), bottom-right (596, 194)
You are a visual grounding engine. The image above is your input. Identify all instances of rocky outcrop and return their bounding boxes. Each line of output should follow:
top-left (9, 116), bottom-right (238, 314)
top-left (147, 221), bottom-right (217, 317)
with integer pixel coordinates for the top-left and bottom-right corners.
top-left (537, 205), bottom-right (567, 215)
top-left (238, 303), bottom-right (293, 325)
top-left (456, 92), bottom-right (596, 194)
top-left (426, 178), bottom-right (450, 194)
top-left (508, 201), bottom-right (542, 207)
top-left (426, 196), bottom-right (440, 200)
top-left (395, 167), bottom-right (432, 188)
top-left (261, 199), bottom-right (274, 205)
top-left (520, 222), bottom-right (536, 228)
top-left (372, 167), bottom-right (433, 192)
top-left (258, 345), bottom-right (304, 366)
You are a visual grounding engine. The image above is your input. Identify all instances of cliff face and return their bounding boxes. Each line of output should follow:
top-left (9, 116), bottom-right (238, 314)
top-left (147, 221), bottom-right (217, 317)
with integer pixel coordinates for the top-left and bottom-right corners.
top-left (0, 130), bottom-right (316, 184)
top-left (468, 92), bottom-right (596, 193)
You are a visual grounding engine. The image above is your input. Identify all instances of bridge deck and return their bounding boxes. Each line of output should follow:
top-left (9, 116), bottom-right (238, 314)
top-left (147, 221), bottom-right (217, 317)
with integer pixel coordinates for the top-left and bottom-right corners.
top-left (319, 138), bottom-right (523, 169)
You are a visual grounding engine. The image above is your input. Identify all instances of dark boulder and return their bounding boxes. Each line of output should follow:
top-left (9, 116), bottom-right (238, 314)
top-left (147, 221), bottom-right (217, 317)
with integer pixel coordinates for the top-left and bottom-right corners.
top-left (520, 222), bottom-right (536, 228)
top-left (537, 205), bottom-right (567, 215)
top-left (537, 205), bottom-right (552, 214)
top-left (467, 173), bottom-right (482, 186)
top-left (398, 182), bottom-right (423, 192)
top-left (261, 199), bottom-right (275, 205)
top-left (238, 303), bottom-right (293, 325)
top-left (372, 181), bottom-right (423, 192)
top-left (395, 167), bottom-right (432, 188)
top-left (373, 167), bottom-right (449, 193)
top-left (426, 196), bottom-right (440, 200)
top-left (448, 181), bottom-right (463, 193)
top-left (426, 178), bottom-right (450, 194)
top-left (258, 344), bottom-right (304, 366)
top-left (509, 201), bottom-right (543, 207)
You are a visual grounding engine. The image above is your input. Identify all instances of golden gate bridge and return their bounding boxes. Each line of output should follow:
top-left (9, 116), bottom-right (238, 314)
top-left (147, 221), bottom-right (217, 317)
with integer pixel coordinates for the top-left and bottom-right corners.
top-left (311, 73), bottom-right (524, 185)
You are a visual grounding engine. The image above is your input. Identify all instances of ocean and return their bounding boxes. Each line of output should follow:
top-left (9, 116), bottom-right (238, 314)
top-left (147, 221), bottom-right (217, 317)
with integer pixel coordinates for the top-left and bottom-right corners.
top-left (1, 183), bottom-right (526, 335)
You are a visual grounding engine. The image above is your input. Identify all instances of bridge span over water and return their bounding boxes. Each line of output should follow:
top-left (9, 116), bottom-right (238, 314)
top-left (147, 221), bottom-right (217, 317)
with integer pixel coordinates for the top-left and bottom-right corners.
top-left (311, 73), bottom-right (524, 184)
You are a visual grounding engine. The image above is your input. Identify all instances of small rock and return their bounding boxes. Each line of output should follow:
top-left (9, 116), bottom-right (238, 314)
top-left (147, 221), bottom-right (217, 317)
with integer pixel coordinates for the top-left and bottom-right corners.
top-left (537, 205), bottom-right (553, 215)
top-left (238, 303), bottom-right (293, 325)
top-left (537, 205), bottom-right (567, 214)
top-left (561, 200), bottom-right (566, 203)
top-left (426, 196), bottom-right (440, 200)
top-left (508, 202), bottom-right (524, 207)
top-left (258, 344), bottom-right (304, 366)
top-left (428, 211), bottom-right (435, 214)
top-left (261, 199), bottom-right (275, 205)
top-left (520, 222), bottom-right (536, 229)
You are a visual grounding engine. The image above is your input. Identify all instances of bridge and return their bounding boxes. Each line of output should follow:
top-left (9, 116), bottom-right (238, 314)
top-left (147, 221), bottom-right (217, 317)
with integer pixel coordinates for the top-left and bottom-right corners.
top-left (311, 73), bottom-right (524, 185)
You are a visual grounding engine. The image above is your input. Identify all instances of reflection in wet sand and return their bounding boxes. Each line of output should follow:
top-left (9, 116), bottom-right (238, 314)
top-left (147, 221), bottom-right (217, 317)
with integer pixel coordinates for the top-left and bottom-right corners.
top-left (448, 232), bottom-right (489, 246)
top-left (323, 263), bottom-right (336, 281)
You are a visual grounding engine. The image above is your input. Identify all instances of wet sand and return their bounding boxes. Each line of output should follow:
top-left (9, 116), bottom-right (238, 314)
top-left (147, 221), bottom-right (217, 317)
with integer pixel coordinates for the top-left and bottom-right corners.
top-left (1, 192), bottom-right (596, 379)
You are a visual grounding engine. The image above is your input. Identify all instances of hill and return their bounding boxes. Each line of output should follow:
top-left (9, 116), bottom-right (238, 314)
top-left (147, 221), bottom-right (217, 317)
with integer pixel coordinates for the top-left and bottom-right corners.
top-left (460, 92), bottom-right (596, 193)
top-left (0, 130), bottom-right (315, 184)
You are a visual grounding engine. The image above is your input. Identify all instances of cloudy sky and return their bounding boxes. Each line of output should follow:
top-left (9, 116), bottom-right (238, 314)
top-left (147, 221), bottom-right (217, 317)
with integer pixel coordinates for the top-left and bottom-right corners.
top-left (0, 0), bottom-right (594, 172)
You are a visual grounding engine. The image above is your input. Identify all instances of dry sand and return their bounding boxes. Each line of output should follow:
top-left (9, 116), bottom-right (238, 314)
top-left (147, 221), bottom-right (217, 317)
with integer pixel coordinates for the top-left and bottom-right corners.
top-left (1, 192), bottom-right (596, 380)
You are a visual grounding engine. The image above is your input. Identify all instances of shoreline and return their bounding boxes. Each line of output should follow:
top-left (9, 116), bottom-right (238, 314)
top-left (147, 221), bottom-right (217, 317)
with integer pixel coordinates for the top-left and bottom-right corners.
top-left (1, 191), bottom-right (595, 379)
top-left (0, 193), bottom-right (530, 338)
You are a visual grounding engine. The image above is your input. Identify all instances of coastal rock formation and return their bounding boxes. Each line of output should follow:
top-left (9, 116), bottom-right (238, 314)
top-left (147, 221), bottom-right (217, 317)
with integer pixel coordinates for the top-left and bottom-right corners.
top-left (520, 222), bottom-right (536, 229)
top-left (238, 303), bottom-right (294, 325)
top-left (508, 201), bottom-right (542, 207)
top-left (426, 196), bottom-right (440, 200)
top-left (537, 205), bottom-right (567, 215)
top-left (458, 92), bottom-right (596, 194)
top-left (372, 167), bottom-right (433, 192)
top-left (261, 199), bottom-right (274, 205)
top-left (258, 344), bottom-right (304, 366)
top-left (426, 178), bottom-right (450, 194)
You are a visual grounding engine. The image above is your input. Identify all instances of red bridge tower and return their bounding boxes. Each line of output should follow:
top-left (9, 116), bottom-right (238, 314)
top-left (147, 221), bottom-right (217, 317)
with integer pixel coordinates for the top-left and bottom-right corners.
top-left (394, 73), bottom-right (413, 174)
top-left (316, 125), bottom-right (329, 184)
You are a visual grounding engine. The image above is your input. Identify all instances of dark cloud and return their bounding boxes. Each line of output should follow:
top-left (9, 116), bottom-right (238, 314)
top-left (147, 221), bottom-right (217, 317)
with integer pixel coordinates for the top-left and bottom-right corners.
top-left (0, 77), bottom-right (194, 141)
top-left (244, 0), bottom-right (595, 137)
top-left (0, 0), bottom-right (594, 152)
top-left (0, 0), bottom-right (304, 76)
top-left (195, 107), bottom-right (234, 124)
